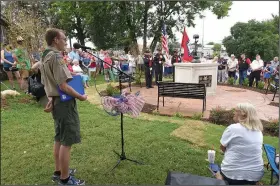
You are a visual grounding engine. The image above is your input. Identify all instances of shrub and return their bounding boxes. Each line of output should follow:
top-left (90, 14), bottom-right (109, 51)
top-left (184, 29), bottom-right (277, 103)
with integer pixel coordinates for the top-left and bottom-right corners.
top-left (105, 84), bottom-right (119, 96)
top-left (135, 67), bottom-right (144, 85)
top-left (209, 106), bottom-right (235, 125)
top-left (152, 110), bottom-right (160, 115)
top-left (257, 81), bottom-right (265, 90)
top-left (243, 78), bottom-right (249, 86)
top-left (191, 113), bottom-right (203, 120)
top-left (263, 118), bottom-right (279, 137)
top-left (227, 77), bottom-right (235, 85)
top-left (174, 112), bottom-right (184, 118)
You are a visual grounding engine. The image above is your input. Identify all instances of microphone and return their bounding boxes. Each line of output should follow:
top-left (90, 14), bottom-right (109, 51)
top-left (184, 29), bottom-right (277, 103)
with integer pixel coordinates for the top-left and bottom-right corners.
top-left (73, 43), bottom-right (94, 50)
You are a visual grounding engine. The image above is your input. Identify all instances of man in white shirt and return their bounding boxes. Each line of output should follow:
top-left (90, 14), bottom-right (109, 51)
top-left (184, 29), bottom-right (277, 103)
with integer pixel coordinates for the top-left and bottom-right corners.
top-left (249, 54), bottom-right (263, 87)
top-left (227, 54), bottom-right (238, 79)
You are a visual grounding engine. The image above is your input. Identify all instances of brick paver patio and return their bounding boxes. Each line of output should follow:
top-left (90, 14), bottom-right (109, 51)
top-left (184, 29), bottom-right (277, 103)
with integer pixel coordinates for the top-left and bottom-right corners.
top-left (131, 85), bottom-right (279, 121)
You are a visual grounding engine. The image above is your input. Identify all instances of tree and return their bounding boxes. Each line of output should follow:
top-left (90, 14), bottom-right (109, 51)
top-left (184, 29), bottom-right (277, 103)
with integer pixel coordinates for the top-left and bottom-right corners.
top-left (44, 1), bottom-right (232, 55)
top-left (86, 2), bottom-right (144, 55)
top-left (2, 2), bottom-right (48, 53)
top-left (147, 1), bottom-right (232, 52)
top-left (212, 43), bottom-right (221, 51)
top-left (212, 43), bottom-right (222, 57)
top-left (168, 40), bottom-right (180, 54)
top-left (48, 1), bottom-right (93, 46)
top-left (222, 16), bottom-right (279, 61)
top-left (207, 42), bottom-right (215, 45)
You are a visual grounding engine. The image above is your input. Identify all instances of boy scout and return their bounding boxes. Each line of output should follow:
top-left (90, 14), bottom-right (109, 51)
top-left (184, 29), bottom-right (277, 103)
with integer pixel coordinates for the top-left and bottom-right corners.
top-left (40, 28), bottom-right (87, 185)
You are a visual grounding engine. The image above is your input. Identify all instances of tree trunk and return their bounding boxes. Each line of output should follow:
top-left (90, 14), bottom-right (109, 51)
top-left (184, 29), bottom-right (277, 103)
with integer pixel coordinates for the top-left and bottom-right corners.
top-left (142, 1), bottom-right (149, 52)
top-left (150, 33), bottom-right (161, 52)
top-left (75, 15), bottom-right (86, 46)
top-left (120, 1), bottom-right (139, 56)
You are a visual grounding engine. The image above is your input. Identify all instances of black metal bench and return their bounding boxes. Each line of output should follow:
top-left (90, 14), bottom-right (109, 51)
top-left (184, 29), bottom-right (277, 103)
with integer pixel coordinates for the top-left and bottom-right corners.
top-left (157, 81), bottom-right (206, 113)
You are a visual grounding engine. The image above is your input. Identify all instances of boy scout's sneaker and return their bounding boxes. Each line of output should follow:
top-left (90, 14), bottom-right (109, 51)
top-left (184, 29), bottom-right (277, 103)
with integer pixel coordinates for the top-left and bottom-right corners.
top-left (52, 169), bottom-right (77, 182)
top-left (58, 176), bottom-right (85, 185)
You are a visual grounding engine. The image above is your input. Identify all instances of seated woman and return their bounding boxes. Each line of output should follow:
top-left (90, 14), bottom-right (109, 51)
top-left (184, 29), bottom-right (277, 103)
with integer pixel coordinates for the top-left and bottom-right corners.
top-left (215, 103), bottom-right (264, 185)
top-left (72, 59), bottom-right (90, 88)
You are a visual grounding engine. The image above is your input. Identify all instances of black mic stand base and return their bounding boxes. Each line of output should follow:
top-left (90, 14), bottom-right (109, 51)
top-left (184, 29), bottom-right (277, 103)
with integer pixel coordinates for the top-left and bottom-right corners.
top-left (110, 150), bottom-right (144, 172)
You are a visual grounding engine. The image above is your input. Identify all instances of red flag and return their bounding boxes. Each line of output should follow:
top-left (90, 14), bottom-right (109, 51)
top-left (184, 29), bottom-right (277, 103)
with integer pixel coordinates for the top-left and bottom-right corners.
top-left (181, 27), bottom-right (193, 62)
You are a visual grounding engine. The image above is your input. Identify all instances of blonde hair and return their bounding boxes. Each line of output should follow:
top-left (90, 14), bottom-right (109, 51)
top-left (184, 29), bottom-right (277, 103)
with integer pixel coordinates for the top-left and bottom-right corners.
top-left (236, 103), bottom-right (263, 131)
top-left (72, 59), bottom-right (79, 65)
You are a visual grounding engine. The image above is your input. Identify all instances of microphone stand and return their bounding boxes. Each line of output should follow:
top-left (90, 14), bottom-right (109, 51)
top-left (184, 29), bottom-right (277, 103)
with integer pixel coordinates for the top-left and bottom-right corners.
top-left (82, 48), bottom-right (144, 172)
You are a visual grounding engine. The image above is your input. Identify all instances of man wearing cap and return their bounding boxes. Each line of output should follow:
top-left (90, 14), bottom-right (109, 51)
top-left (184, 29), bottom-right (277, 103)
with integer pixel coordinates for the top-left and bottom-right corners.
top-left (40, 28), bottom-right (87, 185)
top-left (14, 36), bottom-right (31, 91)
top-left (227, 54), bottom-right (238, 79)
top-left (153, 48), bottom-right (165, 85)
top-left (143, 50), bottom-right (153, 89)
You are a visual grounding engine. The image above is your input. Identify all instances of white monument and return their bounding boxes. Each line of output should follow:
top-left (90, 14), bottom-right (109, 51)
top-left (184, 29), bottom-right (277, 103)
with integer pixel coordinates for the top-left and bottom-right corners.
top-left (173, 62), bottom-right (219, 96)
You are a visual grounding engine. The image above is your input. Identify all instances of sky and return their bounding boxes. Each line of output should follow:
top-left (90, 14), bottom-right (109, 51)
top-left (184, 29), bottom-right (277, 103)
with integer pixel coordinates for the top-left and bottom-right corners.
top-left (68, 1), bottom-right (279, 49)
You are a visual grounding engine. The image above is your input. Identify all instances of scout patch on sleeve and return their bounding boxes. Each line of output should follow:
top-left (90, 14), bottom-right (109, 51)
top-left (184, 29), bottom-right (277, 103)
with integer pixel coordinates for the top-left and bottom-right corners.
top-left (56, 53), bottom-right (66, 65)
top-left (59, 59), bottom-right (66, 65)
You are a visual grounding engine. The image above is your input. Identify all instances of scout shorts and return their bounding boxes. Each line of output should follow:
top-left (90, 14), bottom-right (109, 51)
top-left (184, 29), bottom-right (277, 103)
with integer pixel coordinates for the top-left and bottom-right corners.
top-left (52, 97), bottom-right (81, 146)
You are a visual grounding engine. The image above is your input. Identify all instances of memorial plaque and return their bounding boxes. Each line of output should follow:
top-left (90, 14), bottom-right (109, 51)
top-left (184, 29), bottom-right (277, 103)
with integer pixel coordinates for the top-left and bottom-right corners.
top-left (199, 75), bottom-right (212, 87)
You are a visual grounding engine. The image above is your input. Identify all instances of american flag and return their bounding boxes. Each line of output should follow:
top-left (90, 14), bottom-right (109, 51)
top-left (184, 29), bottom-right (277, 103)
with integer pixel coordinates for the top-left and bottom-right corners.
top-left (161, 23), bottom-right (169, 59)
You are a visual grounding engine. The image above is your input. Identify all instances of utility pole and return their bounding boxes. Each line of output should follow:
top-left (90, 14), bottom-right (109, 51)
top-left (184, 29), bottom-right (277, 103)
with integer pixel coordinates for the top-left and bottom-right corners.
top-left (199, 12), bottom-right (205, 58)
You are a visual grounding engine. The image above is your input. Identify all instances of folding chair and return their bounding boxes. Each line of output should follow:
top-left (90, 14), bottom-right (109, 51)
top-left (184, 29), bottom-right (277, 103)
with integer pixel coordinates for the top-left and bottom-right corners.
top-left (263, 144), bottom-right (279, 185)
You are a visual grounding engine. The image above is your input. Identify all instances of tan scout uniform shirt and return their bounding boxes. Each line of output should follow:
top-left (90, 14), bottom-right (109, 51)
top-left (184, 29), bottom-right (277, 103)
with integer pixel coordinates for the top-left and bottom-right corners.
top-left (40, 47), bottom-right (72, 97)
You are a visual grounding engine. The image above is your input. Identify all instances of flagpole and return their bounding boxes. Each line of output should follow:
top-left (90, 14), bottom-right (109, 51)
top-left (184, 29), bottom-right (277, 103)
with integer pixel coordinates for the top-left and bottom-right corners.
top-left (180, 28), bottom-right (183, 61)
top-left (161, 1), bottom-right (163, 52)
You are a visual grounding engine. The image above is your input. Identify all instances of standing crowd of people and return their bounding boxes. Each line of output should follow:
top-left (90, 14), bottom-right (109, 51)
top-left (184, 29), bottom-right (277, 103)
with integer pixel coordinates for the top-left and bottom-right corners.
top-left (215, 54), bottom-right (279, 88)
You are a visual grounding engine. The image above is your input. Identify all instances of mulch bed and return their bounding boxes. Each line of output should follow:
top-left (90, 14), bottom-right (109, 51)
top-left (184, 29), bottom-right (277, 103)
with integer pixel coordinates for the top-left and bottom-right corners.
top-left (218, 83), bottom-right (274, 94)
top-left (268, 102), bottom-right (279, 107)
top-left (141, 103), bottom-right (157, 114)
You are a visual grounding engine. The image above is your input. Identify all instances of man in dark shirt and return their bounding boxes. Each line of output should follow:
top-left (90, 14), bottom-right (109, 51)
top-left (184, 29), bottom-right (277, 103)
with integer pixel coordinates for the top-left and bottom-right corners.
top-left (171, 50), bottom-right (181, 82)
top-left (238, 53), bottom-right (251, 85)
top-left (153, 48), bottom-right (165, 85)
top-left (143, 50), bottom-right (154, 89)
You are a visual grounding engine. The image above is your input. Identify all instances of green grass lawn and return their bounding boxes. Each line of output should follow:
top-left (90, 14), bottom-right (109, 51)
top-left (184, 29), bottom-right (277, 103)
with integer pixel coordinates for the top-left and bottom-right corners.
top-left (1, 78), bottom-right (278, 185)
